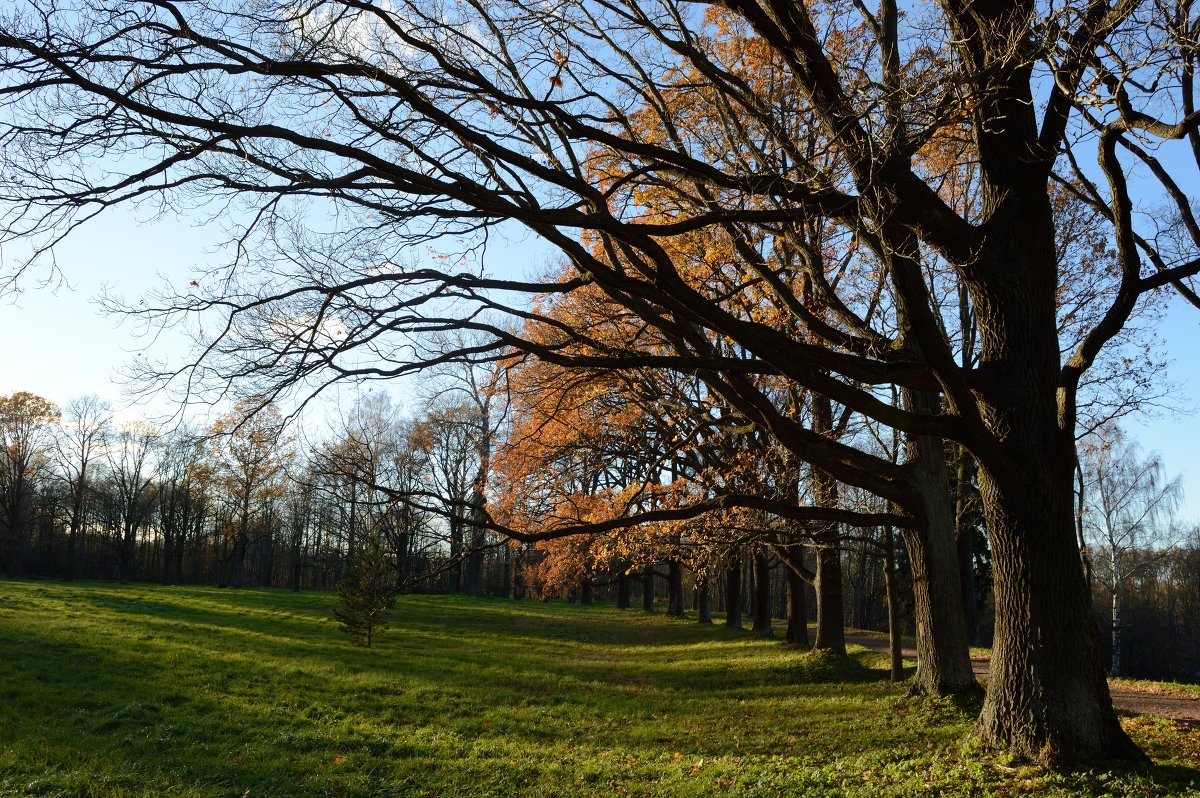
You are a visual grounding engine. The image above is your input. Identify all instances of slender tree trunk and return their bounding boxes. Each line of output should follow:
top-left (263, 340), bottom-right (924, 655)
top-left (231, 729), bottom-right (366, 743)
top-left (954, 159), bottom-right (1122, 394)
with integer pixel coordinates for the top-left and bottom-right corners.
top-left (65, 494), bottom-right (83, 581)
top-left (1110, 581), bottom-right (1122, 677)
top-left (231, 531), bottom-right (247, 588)
top-left (884, 527), bottom-right (904, 681)
top-left (449, 515), bottom-right (462, 594)
top-left (697, 578), bottom-right (713, 624)
top-left (464, 473), bottom-right (486, 596)
top-left (161, 536), bottom-right (174, 585)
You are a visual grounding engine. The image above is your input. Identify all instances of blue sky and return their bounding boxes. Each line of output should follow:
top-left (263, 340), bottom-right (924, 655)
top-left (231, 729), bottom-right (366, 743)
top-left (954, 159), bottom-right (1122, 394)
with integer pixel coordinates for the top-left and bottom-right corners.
top-left (2, 208), bottom-right (1199, 525)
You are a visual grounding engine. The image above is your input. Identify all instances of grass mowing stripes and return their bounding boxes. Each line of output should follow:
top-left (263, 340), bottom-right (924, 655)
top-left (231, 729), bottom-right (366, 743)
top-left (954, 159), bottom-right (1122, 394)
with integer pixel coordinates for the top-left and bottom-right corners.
top-left (0, 580), bottom-right (1197, 797)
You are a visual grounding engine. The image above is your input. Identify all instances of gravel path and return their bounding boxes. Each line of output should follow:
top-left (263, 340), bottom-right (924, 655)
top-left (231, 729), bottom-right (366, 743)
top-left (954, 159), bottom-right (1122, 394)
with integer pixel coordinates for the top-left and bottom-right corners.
top-left (843, 633), bottom-right (1200, 724)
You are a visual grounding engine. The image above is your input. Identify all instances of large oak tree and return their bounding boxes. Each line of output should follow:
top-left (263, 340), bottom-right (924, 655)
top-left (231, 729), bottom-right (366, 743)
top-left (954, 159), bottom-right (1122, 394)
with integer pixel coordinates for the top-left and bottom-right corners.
top-left (2, 0), bottom-right (1199, 762)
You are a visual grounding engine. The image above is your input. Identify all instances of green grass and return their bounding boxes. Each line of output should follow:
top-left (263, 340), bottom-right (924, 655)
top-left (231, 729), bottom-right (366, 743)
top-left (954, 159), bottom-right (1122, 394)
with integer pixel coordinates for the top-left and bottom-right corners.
top-left (0, 581), bottom-right (1197, 797)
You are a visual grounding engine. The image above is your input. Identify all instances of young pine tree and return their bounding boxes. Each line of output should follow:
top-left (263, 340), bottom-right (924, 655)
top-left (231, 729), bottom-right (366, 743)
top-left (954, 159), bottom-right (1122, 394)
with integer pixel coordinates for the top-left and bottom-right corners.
top-left (334, 538), bottom-right (395, 648)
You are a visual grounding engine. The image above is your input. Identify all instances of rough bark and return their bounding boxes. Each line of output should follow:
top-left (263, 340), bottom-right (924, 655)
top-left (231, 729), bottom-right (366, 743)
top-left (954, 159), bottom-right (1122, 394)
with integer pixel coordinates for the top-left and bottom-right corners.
top-left (900, 434), bottom-right (979, 697)
top-left (969, 183), bottom-right (1140, 763)
top-left (955, 449), bottom-right (981, 645)
top-left (642, 564), bottom-right (655, 613)
top-left (976, 458), bottom-right (1140, 763)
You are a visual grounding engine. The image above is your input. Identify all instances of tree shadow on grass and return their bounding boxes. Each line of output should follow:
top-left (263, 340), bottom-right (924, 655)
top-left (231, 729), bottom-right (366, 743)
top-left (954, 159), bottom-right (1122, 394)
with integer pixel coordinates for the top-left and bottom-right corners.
top-left (9, 583), bottom-right (1198, 797)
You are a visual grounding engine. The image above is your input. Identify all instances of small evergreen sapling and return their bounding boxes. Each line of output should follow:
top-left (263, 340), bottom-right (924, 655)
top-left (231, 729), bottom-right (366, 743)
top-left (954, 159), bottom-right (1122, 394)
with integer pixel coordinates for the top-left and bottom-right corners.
top-left (333, 538), bottom-right (395, 647)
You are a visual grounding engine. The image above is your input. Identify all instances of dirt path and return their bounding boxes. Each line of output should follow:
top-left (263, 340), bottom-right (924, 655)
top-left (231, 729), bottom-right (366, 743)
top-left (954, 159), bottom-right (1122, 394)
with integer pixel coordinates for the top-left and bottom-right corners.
top-left (843, 633), bottom-right (1200, 723)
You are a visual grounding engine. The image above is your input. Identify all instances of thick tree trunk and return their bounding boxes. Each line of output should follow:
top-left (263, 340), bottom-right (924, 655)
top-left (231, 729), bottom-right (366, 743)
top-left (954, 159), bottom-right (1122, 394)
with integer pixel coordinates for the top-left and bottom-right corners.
top-left (725, 556), bottom-right (742, 628)
top-left (752, 547), bottom-right (773, 635)
top-left (667, 561), bottom-right (685, 616)
top-left (967, 186), bottom-right (1140, 761)
top-left (812, 542), bottom-right (844, 653)
top-left (900, 442), bottom-right (978, 697)
top-left (642, 564), bottom-right (655, 613)
top-left (580, 580), bottom-right (593, 605)
top-left (975, 460), bottom-right (1140, 762)
top-left (616, 572), bottom-right (630, 609)
top-left (783, 551), bottom-right (809, 646)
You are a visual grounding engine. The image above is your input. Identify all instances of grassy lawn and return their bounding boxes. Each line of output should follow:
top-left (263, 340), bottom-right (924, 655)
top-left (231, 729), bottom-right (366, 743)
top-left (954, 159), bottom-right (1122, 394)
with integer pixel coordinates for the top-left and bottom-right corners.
top-left (0, 580), bottom-right (1197, 797)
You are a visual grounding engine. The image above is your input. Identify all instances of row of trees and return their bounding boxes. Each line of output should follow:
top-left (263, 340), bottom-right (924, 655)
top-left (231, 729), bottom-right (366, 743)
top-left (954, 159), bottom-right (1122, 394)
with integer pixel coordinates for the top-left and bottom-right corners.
top-left (2, 0), bottom-right (1198, 765)
top-left (4, 379), bottom-right (1197, 681)
top-left (0, 389), bottom-right (488, 592)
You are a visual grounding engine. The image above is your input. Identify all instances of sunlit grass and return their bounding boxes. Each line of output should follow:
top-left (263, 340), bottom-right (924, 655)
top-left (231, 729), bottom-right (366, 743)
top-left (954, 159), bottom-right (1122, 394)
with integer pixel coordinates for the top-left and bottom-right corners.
top-left (1, 580), bottom-right (1197, 797)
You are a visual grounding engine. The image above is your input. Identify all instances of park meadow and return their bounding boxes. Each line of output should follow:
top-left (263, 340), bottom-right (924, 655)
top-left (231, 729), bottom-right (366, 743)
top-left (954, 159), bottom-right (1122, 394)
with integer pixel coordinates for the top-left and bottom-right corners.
top-left (2, 579), bottom-right (1199, 798)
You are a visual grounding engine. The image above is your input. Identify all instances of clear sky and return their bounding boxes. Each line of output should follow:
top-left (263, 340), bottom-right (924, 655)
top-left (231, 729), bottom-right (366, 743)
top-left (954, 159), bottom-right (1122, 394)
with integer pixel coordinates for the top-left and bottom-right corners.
top-left (2, 208), bottom-right (1199, 526)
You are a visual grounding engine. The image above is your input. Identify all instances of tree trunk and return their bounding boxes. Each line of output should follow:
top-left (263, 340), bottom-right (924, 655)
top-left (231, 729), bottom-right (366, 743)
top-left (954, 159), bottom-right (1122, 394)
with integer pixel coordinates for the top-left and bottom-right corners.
top-left (231, 531), bottom-right (247, 588)
top-left (965, 180), bottom-right (1140, 762)
top-left (465, 472), bottom-right (487, 595)
top-left (975, 460), bottom-right (1140, 762)
top-left (752, 547), bottom-right (773, 635)
top-left (580, 579), bottom-right (593, 605)
top-left (667, 561), bottom-right (685, 617)
top-left (956, 449), bottom-right (981, 646)
top-left (900, 445), bottom-right (978, 697)
top-left (724, 555), bottom-right (742, 628)
top-left (812, 541), bottom-right (844, 653)
top-left (810, 396), bottom-right (845, 654)
top-left (1110, 583), bottom-right (1122, 678)
top-left (161, 537), bottom-right (174, 585)
top-left (697, 579), bottom-right (713, 624)
top-left (642, 564), bottom-right (655, 613)
top-left (616, 572), bottom-right (630, 609)
top-left (884, 527), bottom-right (904, 681)
top-left (784, 551), bottom-right (809, 646)
top-left (449, 515), bottom-right (462, 594)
